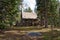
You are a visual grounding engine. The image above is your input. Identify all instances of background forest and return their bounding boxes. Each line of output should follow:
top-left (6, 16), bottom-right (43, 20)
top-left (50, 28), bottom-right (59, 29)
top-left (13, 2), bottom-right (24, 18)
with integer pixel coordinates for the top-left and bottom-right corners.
top-left (0, 0), bottom-right (60, 40)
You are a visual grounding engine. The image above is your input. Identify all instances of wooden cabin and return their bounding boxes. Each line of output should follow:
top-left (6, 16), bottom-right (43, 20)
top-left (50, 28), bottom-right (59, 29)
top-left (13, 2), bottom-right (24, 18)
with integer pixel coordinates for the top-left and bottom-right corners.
top-left (20, 12), bottom-right (39, 26)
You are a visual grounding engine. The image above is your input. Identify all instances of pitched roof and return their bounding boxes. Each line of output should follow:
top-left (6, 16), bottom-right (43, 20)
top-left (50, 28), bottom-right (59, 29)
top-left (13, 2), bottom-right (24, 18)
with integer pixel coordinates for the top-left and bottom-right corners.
top-left (22, 12), bottom-right (37, 19)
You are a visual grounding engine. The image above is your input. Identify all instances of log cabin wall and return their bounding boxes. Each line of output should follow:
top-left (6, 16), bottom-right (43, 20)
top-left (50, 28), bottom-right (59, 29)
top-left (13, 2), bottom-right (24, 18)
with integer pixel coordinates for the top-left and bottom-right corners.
top-left (20, 19), bottom-right (40, 26)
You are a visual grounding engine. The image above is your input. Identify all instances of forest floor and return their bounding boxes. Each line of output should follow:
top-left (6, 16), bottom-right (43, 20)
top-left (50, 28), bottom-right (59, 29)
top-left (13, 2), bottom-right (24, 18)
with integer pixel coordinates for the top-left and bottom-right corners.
top-left (4, 28), bottom-right (60, 34)
top-left (0, 27), bottom-right (60, 40)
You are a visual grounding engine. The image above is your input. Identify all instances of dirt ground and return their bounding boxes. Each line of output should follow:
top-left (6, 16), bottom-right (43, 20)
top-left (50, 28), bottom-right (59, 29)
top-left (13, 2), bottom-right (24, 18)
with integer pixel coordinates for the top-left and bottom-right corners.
top-left (0, 28), bottom-right (60, 40)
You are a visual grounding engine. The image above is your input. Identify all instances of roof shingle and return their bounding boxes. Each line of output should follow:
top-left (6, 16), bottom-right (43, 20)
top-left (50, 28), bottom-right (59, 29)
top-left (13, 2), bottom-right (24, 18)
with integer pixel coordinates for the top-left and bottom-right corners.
top-left (22, 12), bottom-right (37, 19)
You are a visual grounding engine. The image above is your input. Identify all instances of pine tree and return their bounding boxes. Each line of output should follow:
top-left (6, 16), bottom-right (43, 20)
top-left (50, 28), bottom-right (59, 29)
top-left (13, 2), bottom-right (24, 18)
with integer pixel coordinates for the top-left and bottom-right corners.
top-left (36, 0), bottom-right (50, 27)
top-left (0, 0), bottom-right (21, 30)
top-left (36, 0), bottom-right (58, 27)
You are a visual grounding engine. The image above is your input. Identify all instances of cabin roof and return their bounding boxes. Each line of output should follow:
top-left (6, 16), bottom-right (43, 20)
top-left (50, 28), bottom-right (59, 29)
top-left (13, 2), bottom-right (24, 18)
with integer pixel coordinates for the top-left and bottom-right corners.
top-left (22, 12), bottom-right (37, 19)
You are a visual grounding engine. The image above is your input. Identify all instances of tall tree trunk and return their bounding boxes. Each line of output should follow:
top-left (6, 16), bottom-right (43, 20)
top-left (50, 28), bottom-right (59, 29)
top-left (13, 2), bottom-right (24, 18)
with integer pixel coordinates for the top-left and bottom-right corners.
top-left (40, 15), bottom-right (44, 26)
top-left (44, 13), bottom-right (48, 28)
top-left (44, 0), bottom-right (50, 28)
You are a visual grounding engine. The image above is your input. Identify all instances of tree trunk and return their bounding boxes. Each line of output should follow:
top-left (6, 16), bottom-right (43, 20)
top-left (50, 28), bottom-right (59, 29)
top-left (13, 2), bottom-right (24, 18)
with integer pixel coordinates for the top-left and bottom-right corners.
top-left (40, 15), bottom-right (44, 26)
